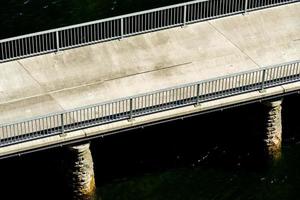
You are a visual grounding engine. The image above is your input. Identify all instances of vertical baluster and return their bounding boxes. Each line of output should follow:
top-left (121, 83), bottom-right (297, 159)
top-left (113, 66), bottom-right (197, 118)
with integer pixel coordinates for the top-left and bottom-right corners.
top-left (183, 5), bottom-right (187, 26)
top-left (195, 83), bottom-right (200, 106)
top-left (56, 31), bottom-right (60, 51)
top-left (261, 69), bottom-right (267, 91)
top-left (120, 18), bottom-right (124, 39)
top-left (61, 113), bottom-right (65, 135)
top-left (129, 98), bottom-right (133, 121)
top-left (245, 0), bottom-right (248, 13)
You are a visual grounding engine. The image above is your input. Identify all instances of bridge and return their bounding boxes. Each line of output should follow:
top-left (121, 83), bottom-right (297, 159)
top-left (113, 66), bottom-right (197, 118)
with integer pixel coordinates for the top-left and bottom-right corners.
top-left (0, 0), bottom-right (299, 198)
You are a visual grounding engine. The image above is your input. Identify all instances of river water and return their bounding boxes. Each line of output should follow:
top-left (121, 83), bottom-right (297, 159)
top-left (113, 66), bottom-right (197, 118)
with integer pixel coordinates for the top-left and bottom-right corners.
top-left (0, 1), bottom-right (299, 200)
top-left (0, 0), bottom-right (187, 39)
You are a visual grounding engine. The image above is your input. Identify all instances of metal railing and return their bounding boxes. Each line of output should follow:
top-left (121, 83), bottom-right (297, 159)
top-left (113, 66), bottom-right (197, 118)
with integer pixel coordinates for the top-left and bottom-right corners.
top-left (0, 0), bottom-right (298, 63)
top-left (0, 60), bottom-right (299, 147)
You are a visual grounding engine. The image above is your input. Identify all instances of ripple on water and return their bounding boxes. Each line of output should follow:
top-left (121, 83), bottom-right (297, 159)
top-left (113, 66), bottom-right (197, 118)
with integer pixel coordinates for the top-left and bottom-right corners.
top-left (24, 0), bottom-right (30, 5)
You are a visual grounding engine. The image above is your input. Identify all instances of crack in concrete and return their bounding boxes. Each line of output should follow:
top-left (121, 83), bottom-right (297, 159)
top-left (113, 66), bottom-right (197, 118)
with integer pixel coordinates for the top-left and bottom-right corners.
top-left (207, 21), bottom-right (261, 68)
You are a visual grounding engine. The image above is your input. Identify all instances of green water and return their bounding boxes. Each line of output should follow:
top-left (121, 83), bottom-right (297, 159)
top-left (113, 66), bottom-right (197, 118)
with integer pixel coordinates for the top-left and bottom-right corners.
top-left (97, 145), bottom-right (300, 200)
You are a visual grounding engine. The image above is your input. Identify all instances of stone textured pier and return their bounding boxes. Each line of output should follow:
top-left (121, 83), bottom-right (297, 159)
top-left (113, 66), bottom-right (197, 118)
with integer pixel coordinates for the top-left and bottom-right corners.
top-left (66, 143), bottom-right (96, 200)
top-left (263, 99), bottom-right (283, 161)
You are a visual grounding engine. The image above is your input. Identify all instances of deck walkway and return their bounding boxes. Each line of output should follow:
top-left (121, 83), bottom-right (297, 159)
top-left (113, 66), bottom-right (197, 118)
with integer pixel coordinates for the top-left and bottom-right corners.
top-left (0, 3), bottom-right (299, 126)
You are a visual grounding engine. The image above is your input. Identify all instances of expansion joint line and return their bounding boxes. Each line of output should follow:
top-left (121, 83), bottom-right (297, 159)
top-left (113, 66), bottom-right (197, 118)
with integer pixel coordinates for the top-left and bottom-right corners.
top-left (207, 21), bottom-right (260, 68)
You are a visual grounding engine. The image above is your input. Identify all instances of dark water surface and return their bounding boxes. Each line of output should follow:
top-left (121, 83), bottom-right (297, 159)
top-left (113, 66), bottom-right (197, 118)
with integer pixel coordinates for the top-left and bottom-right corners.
top-left (0, 0), bottom-right (187, 39)
top-left (0, 1), bottom-right (299, 200)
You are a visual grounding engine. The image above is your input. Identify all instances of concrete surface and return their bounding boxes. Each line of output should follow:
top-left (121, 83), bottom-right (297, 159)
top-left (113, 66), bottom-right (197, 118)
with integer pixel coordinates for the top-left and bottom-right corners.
top-left (0, 3), bottom-right (299, 130)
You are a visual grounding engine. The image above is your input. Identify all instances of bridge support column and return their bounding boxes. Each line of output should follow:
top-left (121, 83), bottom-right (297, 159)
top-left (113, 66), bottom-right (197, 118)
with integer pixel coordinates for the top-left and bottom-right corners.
top-left (66, 142), bottom-right (96, 200)
top-left (263, 99), bottom-right (283, 161)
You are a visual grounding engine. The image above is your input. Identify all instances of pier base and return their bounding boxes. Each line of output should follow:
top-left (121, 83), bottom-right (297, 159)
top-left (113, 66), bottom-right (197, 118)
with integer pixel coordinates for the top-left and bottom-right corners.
top-left (66, 142), bottom-right (96, 200)
top-left (263, 99), bottom-right (283, 161)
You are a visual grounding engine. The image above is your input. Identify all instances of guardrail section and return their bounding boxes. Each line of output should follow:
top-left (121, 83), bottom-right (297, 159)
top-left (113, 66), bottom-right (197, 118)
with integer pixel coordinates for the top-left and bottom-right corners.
top-left (0, 0), bottom-right (298, 62)
top-left (0, 60), bottom-right (299, 147)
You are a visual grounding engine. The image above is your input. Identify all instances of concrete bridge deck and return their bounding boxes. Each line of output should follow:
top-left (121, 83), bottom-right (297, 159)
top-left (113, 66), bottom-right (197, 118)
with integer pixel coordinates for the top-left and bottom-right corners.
top-left (1, 3), bottom-right (299, 125)
top-left (0, 3), bottom-right (299, 157)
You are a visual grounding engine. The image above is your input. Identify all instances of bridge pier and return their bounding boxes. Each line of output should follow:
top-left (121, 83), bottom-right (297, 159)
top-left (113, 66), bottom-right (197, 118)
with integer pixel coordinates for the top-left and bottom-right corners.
top-left (66, 142), bottom-right (96, 200)
top-left (263, 99), bottom-right (283, 161)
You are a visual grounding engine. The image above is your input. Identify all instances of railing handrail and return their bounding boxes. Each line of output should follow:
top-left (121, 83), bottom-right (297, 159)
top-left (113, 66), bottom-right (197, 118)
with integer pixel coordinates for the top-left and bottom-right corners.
top-left (0, 0), bottom-right (298, 62)
top-left (0, 59), bottom-right (299, 127)
top-left (0, 0), bottom-right (209, 43)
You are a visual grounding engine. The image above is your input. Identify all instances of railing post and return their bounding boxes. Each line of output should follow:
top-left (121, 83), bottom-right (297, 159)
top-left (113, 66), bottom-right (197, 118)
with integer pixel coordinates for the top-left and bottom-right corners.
top-left (244, 0), bottom-right (248, 14)
top-left (0, 127), bottom-right (3, 146)
top-left (60, 113), bottom-right (66, 136)
top-left (120, 17), bottom-right (124, 39)
top-left (129, 98), bottom-right (134, 121)
top-left (195, 83), bottom-right (201, 107)
top-left (297, 62), bottom-right (300, 81)
top-left (56, 31), bottom-right (60, 52)
top-left (183, 5), bottom-right (187, 27)
top-left (260, 69), bottom-right (267, 93)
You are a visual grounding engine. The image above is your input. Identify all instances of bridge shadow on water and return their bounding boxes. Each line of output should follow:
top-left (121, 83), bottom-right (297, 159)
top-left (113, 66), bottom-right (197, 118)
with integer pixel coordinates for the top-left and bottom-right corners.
top-left (0, 94), bottom-right (299, 200)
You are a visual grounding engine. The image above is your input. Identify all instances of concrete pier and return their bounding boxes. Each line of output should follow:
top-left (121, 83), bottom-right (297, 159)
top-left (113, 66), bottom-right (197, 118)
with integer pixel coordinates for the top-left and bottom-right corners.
top-left (263, 99), bottom-right (283, 161)
top-left (66, 142), bottom-right (96, 200)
